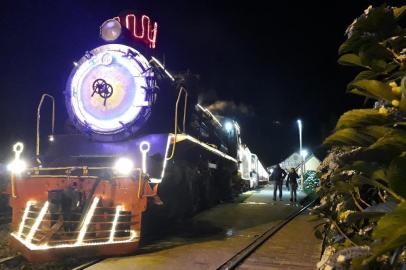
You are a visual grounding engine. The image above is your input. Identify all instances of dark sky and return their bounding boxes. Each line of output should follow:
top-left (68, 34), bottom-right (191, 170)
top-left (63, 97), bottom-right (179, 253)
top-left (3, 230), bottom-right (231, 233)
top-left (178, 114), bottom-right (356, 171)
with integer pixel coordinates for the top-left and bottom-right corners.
top-left (0, 0), bottom-right (402, 165)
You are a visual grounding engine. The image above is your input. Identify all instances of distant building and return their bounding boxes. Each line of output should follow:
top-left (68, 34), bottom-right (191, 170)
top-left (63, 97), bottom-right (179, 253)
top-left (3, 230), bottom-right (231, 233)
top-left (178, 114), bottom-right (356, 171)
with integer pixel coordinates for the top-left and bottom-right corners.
top-left (268, 152), bottom-right (321, 176)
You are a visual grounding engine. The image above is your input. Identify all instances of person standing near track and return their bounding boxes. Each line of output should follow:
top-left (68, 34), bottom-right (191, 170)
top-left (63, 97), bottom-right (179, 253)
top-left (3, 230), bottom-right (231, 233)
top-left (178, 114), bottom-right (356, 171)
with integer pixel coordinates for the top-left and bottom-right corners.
top-left (272, 164), bottom-right (287, 201)
top-left (287, 168), bottom-right (300, 202)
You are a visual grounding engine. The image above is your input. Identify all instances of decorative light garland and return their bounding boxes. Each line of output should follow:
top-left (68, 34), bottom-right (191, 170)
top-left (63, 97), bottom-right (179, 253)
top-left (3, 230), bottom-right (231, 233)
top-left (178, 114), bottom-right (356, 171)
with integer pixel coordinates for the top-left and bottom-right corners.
top-left (115, 14), bottom-right (158, 49)
top-left (76, 197), bottom-right (99, 245)
top-left (12, 199), bottom-right (138, 250)
top-left (109, 205), bottom-right (122, 242)
top-left (26, 201), bottom-right (49, 244)
top-left (17, 200), bottom-right (33, 238)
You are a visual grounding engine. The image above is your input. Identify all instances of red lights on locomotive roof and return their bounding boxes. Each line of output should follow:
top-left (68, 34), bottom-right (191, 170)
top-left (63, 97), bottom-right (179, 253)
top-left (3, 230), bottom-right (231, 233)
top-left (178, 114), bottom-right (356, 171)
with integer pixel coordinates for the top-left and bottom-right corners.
top-left (113, 14), bottom-right (158, 49)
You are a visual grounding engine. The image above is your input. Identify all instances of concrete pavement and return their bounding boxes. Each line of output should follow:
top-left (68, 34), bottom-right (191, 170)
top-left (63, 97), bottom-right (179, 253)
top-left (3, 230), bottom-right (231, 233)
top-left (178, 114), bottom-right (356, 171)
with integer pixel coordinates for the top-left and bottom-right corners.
top-left (86, 184), bottom-right (321, 270)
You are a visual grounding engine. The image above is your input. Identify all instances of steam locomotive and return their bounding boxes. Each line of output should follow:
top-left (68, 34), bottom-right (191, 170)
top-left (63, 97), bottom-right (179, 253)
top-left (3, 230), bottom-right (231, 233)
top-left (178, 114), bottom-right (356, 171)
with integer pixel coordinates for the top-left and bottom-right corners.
top-left (6, 14), bottom-right (269, 262)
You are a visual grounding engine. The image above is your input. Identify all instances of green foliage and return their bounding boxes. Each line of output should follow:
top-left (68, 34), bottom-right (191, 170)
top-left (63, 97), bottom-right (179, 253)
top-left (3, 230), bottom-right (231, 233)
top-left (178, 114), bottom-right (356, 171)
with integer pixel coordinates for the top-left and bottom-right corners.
top-left (387, 152), bottom-right (406, 198)
top-left (338, 54), bottom-right (368, 68)
top-left (303, 170), bottom-right (319, 194)
top-left (314, 4), bottom-right (406, 270)
top-left (324, 127), bottom-right (377, 146)
top-left (370, 201), bottom-right (406, 260)
top-left (335, 109), bottom-right (394, 129)
top-left (349, 80), bottom-right (397, 101)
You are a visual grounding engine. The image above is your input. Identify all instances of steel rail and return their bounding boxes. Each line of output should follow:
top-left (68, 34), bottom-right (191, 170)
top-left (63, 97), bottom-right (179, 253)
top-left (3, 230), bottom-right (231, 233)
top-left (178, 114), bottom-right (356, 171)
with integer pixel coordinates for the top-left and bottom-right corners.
top-left (71, 259), bottom-right (105, 270)
top-left (0, 255), bottom-right (22, 266)
top-left (217, 199), bottom-right (318, 270)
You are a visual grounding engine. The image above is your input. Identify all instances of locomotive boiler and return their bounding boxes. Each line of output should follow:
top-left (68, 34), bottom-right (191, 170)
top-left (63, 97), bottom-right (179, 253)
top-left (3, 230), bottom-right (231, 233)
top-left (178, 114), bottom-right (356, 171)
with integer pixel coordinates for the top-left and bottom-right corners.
top-left (6, 13), bottom-right (269, 262)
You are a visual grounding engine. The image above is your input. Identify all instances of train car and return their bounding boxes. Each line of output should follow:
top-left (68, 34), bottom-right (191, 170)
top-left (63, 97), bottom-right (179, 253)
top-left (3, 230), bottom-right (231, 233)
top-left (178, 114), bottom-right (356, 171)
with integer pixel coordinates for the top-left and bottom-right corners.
top-left (5, 14), bottom-right (268, 262)
top-left (238, 147), bottom-right (269, 188)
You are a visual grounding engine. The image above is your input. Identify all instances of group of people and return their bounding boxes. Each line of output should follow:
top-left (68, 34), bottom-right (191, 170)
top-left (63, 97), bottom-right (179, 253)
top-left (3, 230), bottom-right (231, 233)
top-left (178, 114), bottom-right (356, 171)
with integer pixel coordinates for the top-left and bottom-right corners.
top-left (270, 164), bottom-right (299, 202)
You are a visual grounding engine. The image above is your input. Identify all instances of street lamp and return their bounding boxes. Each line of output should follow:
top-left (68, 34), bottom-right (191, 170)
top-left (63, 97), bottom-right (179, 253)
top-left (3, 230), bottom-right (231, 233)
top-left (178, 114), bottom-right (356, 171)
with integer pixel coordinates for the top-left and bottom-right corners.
top-left (297, 119), bottom-right (304, 190)
top-left (301, 149), bottom-right (308, 178)
top-left (300, 149), bottom-right (308, 159)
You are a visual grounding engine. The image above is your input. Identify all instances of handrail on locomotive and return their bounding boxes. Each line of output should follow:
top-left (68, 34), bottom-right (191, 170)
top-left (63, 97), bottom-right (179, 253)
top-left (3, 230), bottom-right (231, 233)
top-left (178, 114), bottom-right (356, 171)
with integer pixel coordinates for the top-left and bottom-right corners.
top-left (36, 93), bottom-right (56, 165)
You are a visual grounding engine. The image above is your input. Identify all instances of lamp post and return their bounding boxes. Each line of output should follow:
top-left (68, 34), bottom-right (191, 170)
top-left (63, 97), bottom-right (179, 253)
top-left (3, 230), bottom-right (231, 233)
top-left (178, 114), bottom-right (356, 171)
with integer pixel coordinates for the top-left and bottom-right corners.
top-left (297, 119), bottom-right (304, 190)
top-left (300, 149), bottom-right (308, 174)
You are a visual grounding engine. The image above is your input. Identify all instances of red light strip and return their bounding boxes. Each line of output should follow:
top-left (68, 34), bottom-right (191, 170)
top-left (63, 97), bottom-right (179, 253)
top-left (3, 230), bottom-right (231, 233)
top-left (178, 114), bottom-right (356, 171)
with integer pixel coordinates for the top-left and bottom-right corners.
top-left (115, 14), bottom-right (158, 49)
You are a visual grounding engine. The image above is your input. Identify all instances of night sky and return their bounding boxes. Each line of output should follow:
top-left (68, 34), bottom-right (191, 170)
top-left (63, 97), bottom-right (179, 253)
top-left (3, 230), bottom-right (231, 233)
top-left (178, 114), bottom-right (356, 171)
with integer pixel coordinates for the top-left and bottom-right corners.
top-left (0, 0), bottom-right (403, 166)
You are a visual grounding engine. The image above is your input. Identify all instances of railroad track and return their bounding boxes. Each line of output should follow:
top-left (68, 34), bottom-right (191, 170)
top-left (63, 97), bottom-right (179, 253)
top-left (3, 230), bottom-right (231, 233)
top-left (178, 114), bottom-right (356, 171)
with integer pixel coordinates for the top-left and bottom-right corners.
top-left (0, 255), bottom-right (23, 268)
top-left (216, 199), bottom-right (317, 270)
top-left (72, 259), bottom-right (105, 270)
top-left (69, 199), bottom-right (317, 270)
top-left (0, 198), bottom-right (317, 269)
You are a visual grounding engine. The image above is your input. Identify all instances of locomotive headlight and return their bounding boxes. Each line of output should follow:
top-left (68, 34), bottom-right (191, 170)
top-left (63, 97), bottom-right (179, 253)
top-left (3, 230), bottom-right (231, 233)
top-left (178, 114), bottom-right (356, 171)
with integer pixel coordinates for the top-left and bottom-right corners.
top-left (114, 157), bottom-right (134, 176)
top-left (7, 159), bottom-right (27, 175)
top-left (7, 142), bottom-right (27, 175)
top-left (225, 122), bottom-right (233, 132)
top-left (100, 19), bottom-right (122, 42)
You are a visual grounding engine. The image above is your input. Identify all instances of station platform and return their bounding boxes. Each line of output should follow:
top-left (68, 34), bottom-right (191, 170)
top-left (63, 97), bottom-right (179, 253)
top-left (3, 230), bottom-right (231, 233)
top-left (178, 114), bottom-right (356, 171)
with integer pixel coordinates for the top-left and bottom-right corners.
top-left (237, 212), bottom-right (323, 269)
top-left (86, 184), bottom-right (322, 270)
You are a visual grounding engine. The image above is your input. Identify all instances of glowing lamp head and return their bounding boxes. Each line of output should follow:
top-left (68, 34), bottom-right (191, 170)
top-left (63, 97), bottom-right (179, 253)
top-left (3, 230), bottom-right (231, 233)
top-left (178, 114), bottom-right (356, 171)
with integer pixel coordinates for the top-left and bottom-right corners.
top-left (49, 134), bottom-right (54, 142)
top-left (300, 149), bottom-right (308, 158)
top-left (297, 119), bottom-right (302, 129)
top-left (100, 19), bottom-right (122, 42)
top-left (225, 122), bottom-right (233, 132)
top-left (114, 157), bottom-right (134, 176)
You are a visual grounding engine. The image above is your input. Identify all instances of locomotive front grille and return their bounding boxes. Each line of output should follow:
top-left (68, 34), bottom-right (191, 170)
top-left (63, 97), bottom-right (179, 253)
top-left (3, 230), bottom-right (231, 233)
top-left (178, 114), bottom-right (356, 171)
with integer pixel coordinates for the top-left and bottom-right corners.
top-left (11, 198), bottom-right (139, 250)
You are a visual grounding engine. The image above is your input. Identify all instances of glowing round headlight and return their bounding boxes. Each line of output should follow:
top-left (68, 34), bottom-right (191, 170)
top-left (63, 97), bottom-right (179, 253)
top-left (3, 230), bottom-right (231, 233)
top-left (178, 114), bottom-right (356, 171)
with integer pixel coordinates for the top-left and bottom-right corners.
top-left (225, 122), bottom-right (233, 132)
top-left (114, 157), bottom-right (134, 175)
top-left (65, 44), bottom-right (153, 141)
top-left (100, 19), bottom-right (122, 42)
top-left (7, 159), bottom-right (27, 175)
